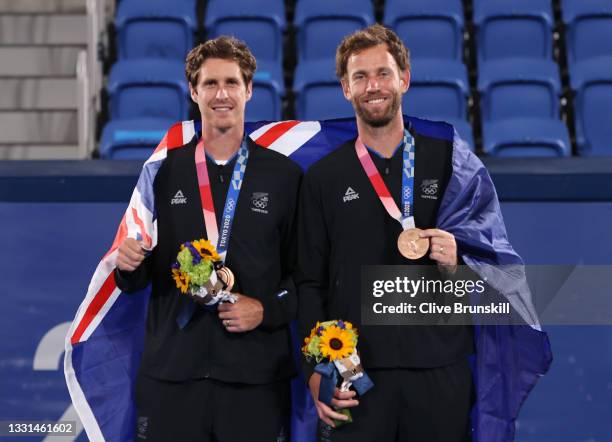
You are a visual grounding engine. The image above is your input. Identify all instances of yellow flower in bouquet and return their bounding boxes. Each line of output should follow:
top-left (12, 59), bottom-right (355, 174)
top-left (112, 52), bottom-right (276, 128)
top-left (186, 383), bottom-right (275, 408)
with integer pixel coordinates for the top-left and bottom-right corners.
top-left (301, 336), bottom-right (311, 354)
top-left (302, 320), bottom-right (357, 362)
top-left (172, 268), bottom-right (191, 294)
top-left (193, 239), bottom-right (221, 262)
top-left (319, 325), bottom-right (355, 361)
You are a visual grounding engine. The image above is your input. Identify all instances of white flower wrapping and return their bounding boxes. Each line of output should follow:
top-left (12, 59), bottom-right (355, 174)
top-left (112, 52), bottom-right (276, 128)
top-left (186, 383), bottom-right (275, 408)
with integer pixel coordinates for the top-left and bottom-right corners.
top-left (190, 270), bottom-right (237, 306)
top-left (334, 351), bottom-right (365, 392)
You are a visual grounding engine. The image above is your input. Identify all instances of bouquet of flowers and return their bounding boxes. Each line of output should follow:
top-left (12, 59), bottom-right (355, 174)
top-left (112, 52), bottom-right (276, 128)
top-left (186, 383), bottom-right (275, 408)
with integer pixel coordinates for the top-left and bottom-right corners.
top-left (302, 320), bottom-right (373, 425)
top-left (171, 239), bottom-right (236, 305)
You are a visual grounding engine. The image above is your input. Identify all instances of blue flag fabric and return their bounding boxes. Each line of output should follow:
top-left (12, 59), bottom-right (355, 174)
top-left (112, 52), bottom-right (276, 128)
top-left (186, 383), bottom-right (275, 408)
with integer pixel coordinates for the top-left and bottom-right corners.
top-left (437, 132), bottom-right (553, 441)
top-left (65, 117), bottom-right (551, 442)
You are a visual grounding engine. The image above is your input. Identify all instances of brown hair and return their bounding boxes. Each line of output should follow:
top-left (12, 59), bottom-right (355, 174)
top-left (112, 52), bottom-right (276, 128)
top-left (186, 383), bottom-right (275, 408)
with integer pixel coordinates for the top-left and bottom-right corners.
top-left (335, 24), bottom-right (410, 79)
top-left (185, 36), bottom-right (257, 87)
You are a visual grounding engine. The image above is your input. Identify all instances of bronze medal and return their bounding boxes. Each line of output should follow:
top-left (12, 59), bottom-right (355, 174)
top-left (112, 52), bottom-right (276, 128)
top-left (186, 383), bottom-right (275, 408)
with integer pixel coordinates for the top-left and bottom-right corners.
top-left (216, 266), bottom-right (235, 292)
top-left (397, 228), bottom-right (429, 260)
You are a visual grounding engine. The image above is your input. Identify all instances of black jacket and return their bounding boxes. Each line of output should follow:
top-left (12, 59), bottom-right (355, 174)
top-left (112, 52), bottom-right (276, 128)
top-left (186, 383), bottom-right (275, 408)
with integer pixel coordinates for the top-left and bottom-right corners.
top-left (116, 137), bottom-right (302, 384)
top-left (297, 128), bottom-right (473, 381)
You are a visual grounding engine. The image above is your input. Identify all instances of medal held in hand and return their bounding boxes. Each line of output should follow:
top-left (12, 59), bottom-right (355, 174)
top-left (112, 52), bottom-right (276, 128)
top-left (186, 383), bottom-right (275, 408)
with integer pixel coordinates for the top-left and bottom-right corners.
top-left (397, 228), bottom-right (429, 260)
top-left (355, 129), bottom-right (430, 259)
top-left (216, 265), bottom-right (235, 292)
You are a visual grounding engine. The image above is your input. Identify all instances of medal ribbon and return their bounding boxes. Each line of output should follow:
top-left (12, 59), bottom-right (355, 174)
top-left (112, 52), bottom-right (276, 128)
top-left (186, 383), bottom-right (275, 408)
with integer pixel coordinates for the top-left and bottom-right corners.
top-left (194, 138), bottom-right (249, 261)
top-left (354, 129), bottom-right (415, 230)
top-left (177, 138), bottom-right (248, 329)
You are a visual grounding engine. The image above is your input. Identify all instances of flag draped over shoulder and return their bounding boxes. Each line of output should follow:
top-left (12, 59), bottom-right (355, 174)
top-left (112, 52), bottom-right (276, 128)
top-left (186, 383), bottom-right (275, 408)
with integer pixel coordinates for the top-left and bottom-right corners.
top-left (437, 132), bottom-right (553, 442)
top-left (65, 117), bottom-right (551, 442)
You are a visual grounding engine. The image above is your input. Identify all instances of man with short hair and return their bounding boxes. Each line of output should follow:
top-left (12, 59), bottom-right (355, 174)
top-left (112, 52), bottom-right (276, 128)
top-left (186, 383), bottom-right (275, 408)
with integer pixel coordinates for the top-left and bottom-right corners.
top-left (116, 36), bottom-right (301, 441)
top-left (297, 24), bottom-right (475, 441)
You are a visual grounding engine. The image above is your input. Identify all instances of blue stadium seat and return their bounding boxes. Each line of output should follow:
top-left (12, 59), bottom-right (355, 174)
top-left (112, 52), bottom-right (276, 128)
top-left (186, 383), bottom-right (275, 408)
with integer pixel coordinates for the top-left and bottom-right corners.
top-left (402, 59), bottom-right (469, 120)
top-left (478, 59), bottom-right (561, 122)
top-left (384, 0), bottom-right (464, 60)
top-left (483, 118), bottom-right (571, 157)
top-left (115, 0), bottom-right (196, 60)
top-left (562, 0), bottom-right (612, 65)
top-left (108, 59), bottom-right (190, 121)
top-left (294, 0), bottom-right (374, 62)
top-left (100, 117), bottom-right (175, 159)
top-left (474, 0), bottom-right (553, 62)
top-left (414, 116), bottom-right (474, 151)
top-left (246, 61), bottom-right (285, 122)
top-left (445, 118), bottom-right (475, 151)
top-left (206, 0), bottom-right (286, 65)
top-left (570, 57), bottom-right (612, 156)
top-left (293, 59), bottom-right (354, 120)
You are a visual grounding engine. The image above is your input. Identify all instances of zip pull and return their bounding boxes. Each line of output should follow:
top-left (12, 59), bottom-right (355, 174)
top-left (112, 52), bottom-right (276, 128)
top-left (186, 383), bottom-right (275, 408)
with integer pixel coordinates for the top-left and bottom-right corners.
top-left (384, 159), bottom-right (391, 175)
top-left (217, 164), bottom-right (225, 183)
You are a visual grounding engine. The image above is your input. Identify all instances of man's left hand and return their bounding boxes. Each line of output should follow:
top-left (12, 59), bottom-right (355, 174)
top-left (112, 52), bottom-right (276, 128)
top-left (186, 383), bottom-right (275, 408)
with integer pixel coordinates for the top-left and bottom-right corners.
top-left (218, 294), bottom-right (264, 333)
top-left (420, 228), bottom-right (458, 270)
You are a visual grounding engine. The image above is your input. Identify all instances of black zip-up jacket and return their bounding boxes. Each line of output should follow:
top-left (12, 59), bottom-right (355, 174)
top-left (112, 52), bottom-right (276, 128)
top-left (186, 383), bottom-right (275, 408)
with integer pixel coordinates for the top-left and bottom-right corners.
top-left (115, 136), bottom-right (302, 384)
top-left (297, 127), bottom-right (473, 381)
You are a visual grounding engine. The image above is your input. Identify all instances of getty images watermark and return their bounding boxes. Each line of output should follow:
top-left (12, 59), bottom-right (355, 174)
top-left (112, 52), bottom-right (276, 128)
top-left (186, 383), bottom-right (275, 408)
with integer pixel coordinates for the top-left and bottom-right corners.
top-left (361, 265), bottom-right (612, 326)
top-left (361, 265), bottom-right (513, 326)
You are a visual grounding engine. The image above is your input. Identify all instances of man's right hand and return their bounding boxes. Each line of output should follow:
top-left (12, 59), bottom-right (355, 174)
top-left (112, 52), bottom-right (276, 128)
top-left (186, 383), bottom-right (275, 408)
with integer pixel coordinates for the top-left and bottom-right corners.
top-left (308, 373), bottom-right (359, 428)
top-left (116, 238), bottom-right (146, 272)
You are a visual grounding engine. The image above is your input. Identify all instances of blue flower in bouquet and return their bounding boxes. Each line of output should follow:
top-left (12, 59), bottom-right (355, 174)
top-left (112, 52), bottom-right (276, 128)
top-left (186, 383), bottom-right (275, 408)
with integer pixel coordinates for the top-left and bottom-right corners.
top-left (186, 243), bottom-right (202, 265)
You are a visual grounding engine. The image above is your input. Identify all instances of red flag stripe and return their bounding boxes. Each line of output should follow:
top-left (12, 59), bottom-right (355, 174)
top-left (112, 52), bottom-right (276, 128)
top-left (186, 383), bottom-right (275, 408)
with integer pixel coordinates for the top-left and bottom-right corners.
top-left (167, 123), bottom-right (185, 150)
top-left (70, 272), bottom-right (117, 344)
top-left (105, 214), bottom-right (128, 259)
top-left (132, 208), bottom-right (152, 249)
top-left (254, 121), bottom-right (301, 147)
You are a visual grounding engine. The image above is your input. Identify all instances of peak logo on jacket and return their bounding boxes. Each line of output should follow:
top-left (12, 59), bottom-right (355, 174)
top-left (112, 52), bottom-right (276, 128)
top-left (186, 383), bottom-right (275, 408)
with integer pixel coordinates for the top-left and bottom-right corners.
top-left (170, 190), bottom-right (187, 205)
top-left (342, 187), bottom-right (359, 203)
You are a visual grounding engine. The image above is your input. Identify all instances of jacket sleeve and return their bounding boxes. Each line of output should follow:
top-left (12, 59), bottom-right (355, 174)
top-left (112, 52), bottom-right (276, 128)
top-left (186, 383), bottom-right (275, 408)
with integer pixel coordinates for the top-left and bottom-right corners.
top-left (114, 252), bottom-right (153, 293)
top-left (259, 167), bottom-right (302, 331)
top-left (295, 170), bottom-right (331, 383)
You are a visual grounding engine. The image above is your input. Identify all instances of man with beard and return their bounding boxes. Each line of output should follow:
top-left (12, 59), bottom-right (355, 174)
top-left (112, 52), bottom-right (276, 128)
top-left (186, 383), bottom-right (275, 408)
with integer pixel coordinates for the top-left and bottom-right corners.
top-left (297, 24), bottom-right (474, 441)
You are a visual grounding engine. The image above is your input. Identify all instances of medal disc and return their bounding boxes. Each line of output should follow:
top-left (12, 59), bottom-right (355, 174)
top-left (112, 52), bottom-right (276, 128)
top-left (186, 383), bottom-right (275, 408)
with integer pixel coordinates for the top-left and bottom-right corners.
top-left (216, 266), bottom-right (235, 292)
top-left (397, 228), bottom-right (429, 260)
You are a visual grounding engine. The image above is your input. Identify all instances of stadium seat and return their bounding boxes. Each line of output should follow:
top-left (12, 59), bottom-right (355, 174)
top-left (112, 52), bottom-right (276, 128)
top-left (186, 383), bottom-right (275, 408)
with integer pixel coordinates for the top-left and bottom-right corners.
top-left (445, 118), bottom-right (475, 151)
top-left (478, 58), bottom-right (561, 122)
top-left (100, 117), bottom-right (175, 159)
top-left (108, 59), bottom-right (190, 121)
top-left (482, 118), bottom-right (571, 157)
top-left (294, 0), bottom-right (374, 62)
top-left (246, 61), bottom-right (285, 122)
top-left (384, 0), bottom-right (464, 61)
top-left (413, 117), bottom-right (474, 151)
top-left (205, 0), bottom-right (286, 65)
top-left (293, 59), bottom-right (354, 120)
top-left (562, 0), bottom-right (612, 65)
top-left (402, 59), bottom-right (469, 120)
top-left (115, 0), bottom-right (196, 60)
top-left (570, 57), bottom-right (612, 156)
top-left (474, 0), bottom-right (553, 62)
